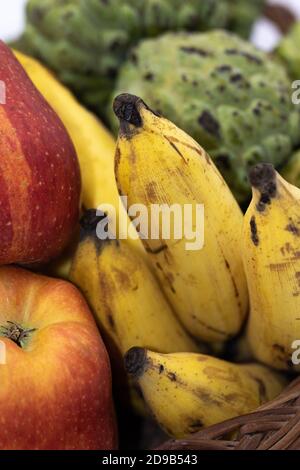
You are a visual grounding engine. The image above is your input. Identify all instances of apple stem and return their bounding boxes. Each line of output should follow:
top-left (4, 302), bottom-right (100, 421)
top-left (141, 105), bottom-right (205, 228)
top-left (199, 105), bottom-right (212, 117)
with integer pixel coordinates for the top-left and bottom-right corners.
top-left (0, 321), bottom-right (36, 348)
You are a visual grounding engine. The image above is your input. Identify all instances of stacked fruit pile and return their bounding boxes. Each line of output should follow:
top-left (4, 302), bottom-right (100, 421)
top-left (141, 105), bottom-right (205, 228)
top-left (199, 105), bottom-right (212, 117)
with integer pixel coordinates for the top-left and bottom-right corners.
top-left (1, 0), bottom-right (300, 451)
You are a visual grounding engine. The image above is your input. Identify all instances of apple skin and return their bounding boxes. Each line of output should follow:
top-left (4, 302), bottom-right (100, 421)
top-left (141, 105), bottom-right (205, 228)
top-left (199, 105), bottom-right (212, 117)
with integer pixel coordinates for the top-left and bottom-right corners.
top-left (0, 266), bottom-right (117, 450)
top-left (0, 41), bottom-right (81, 265)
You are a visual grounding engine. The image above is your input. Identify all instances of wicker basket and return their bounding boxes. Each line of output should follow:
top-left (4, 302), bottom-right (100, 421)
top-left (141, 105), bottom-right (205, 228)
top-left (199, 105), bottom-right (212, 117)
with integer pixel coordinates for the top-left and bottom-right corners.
top-left (158, 377), bottom-right (300, 450)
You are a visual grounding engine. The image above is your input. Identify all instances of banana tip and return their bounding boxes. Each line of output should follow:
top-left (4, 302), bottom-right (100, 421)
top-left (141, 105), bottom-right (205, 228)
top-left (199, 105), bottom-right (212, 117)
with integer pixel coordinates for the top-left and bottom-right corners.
top-left (248, 163), bottom-right (277, 209)
top-left (113, 93), bottom-right (143, 127)
top-left (248, 163), bottom-right (276, 190)
top-left (124, 347), bottom-right (147, 378)
top-left (113, 93), bottom-right (160, 129)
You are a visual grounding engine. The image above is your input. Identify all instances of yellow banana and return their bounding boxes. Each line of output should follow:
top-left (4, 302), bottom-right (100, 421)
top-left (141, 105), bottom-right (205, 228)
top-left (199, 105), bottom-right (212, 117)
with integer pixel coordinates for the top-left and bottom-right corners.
top-left (124, 347), bottom-right (286, 439)
top-left (14, 51), bottom-right (145, 280)
top-left (243, 163), bottom-right (300, 371)
top-left (70, 210), bottom-right (200, 359)
top-left (114, 93), bottom-right (248, 343)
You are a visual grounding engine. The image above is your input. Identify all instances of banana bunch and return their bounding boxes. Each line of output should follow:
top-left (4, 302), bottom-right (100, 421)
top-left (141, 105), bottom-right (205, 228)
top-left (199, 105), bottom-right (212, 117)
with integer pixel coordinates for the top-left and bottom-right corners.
top-left (243, 163), bottom-right (300, 372)
top-left (114, 93), bottom-right (248, 344)
top-left (125, 348), bottom-right (286, 438)
top-left (14, 51), bottom-right (145, 279)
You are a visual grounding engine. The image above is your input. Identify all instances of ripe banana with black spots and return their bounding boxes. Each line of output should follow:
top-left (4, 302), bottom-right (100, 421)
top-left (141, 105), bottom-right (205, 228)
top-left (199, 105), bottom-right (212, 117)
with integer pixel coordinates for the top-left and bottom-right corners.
top-left (125, 347), bottom-right (286, 439)
top-left (114, 93), bottom-right (248, 343)
top-left (243, 163), bottom-right (300, 371)
top-left (70, 210), bottom-right (200, 360)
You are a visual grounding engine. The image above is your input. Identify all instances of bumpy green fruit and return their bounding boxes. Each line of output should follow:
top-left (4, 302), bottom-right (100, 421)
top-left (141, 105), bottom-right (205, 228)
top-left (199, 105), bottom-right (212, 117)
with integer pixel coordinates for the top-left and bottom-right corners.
top-left (226, 0), bottom-right (265, 38)
top-left (16, 0), bottom-right (264, 118)
top-left (281, 150), bottom-right (300, 188)
top-left (277, 22), bottom-right (300, 80)
top-left (111, 31), bottom-right (300, 202)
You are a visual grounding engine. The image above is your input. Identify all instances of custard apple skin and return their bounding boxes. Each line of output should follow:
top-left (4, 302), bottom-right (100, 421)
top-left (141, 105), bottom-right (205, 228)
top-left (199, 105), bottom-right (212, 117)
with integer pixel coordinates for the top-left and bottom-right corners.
top-left (226, 0), bottom-right (265, 38)
top-left (277, 22), bottom-right (300, 80)
top-left (281, 150), bottom-right (300, 188)
top-left (111, 31), bottom-right (300, 203)
top-left (17, 0), bottom-right (264, 118)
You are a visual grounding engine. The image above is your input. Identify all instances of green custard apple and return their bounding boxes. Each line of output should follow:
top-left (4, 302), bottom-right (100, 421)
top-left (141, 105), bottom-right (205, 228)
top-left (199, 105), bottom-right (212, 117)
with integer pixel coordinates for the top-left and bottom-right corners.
top-left (111, 30), bottom-right (300, 202)
top-left (277, 21), bottom-right (300, 80)
top-left (16, 0), bottom-right (265, 118)
top-left (281, 150), bottom-right (300, 188)
top-left (226, 0), bottom-right (265, 39)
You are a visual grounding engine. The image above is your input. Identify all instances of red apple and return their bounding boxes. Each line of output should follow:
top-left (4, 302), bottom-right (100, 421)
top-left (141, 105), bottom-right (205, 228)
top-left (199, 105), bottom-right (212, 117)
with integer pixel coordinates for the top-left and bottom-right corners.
top-left (0, 41), bottom-right (81, 265)
top-left (0, 266), bottom-right (117, 450)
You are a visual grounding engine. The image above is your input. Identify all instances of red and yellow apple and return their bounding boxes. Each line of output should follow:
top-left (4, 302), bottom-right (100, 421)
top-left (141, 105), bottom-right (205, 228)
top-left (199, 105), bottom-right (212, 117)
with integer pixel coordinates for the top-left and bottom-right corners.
top-left (0, 266), bottom-right (117, 450)
top-left (0, 41), bottom-right (81, 265)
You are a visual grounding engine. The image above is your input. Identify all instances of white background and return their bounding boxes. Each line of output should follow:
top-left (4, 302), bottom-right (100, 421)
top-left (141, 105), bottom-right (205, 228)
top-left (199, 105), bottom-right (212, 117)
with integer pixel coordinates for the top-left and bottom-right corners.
top-left (0, 0), bottom-right (300, 51)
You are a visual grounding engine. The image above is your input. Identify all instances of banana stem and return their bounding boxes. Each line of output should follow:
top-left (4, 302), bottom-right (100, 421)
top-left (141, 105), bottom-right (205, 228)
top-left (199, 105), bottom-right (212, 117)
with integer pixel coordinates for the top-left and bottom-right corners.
top-left (124, 347), bottom-right (148, 379)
